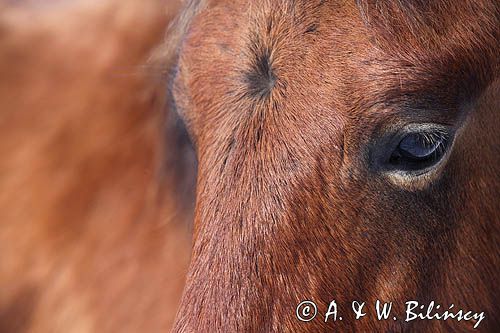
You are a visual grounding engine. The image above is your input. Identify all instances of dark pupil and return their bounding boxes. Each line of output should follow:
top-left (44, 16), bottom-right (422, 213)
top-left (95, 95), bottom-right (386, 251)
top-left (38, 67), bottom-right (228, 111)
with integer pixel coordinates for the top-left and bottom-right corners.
top-left (389, 132), bottom-right (446, 168)
top-left (398, 133), bottom-right (441, 159)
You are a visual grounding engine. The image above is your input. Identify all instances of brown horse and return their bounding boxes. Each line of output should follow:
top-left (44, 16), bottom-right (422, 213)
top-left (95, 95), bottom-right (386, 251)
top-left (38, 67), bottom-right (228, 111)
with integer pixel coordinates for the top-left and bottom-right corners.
top-left (1, 0), bottom-right (498, 332)
top-left (167, 0), bottom-right (499, 332)
top-left (0, 1), bottom-right (193, 332)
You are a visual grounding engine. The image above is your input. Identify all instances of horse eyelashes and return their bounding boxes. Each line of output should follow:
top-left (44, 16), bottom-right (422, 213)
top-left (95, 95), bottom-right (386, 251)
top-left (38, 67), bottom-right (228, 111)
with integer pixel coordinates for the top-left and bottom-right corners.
top-left (388, 128), bottom-right (450, 172)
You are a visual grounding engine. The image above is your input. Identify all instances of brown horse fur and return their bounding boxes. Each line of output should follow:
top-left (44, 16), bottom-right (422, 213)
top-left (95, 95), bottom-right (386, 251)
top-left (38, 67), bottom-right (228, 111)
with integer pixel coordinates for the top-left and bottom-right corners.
top-left (168, 0), bottom-right (499, 332)
top-left (0, 1), bottom-right (195, 332)
top-left (1, 0), bottom-right (498, 332)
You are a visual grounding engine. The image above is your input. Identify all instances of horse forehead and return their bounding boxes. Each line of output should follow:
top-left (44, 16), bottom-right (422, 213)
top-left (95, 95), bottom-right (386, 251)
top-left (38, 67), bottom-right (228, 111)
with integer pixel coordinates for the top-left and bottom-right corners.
top-left (179, 0), bottom-right (496, 134)
top-left (181, 0), bottom-right (372, 106)
top-left (180, 2), bottom-right (361, 136)
top-left (183, 0), bottom-right (419, 101)
top-left (195, 0), bottom-right (362, 43)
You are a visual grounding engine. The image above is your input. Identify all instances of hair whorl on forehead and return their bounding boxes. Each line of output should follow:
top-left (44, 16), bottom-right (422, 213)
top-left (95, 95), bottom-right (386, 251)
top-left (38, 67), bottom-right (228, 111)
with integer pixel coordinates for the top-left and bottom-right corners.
top-left (156, 0), bottom-right (498, 105)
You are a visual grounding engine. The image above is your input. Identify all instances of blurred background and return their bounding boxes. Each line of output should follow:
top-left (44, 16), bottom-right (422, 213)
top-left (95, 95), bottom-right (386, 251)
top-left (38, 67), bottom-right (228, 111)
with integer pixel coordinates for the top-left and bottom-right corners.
top-left (0, 1), bottom-right (196, 332)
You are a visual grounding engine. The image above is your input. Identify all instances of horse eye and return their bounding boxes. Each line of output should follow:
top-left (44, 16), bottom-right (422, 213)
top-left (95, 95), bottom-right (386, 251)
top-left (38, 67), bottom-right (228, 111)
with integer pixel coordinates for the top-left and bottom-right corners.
top-left (388, 130), bottom-right (449, 172)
